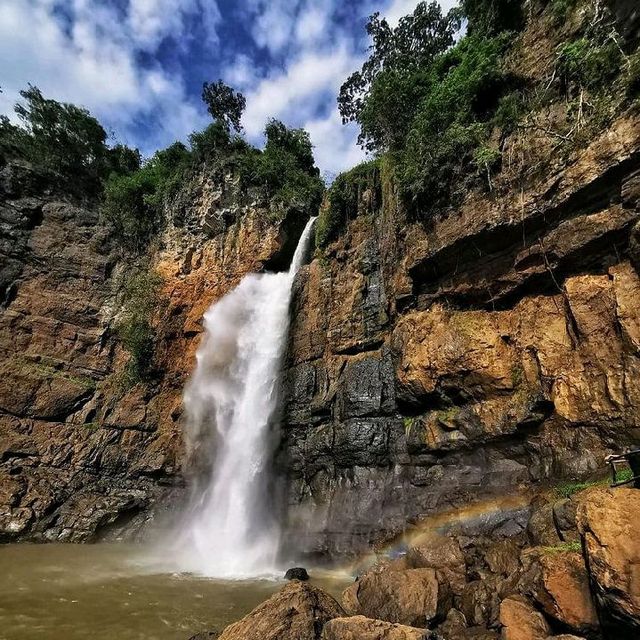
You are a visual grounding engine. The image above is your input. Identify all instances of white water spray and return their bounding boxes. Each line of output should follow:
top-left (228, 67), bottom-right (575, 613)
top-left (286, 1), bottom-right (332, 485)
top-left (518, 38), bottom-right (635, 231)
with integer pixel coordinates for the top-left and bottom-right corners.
top-left (174, 217), bottom-right (316, 578)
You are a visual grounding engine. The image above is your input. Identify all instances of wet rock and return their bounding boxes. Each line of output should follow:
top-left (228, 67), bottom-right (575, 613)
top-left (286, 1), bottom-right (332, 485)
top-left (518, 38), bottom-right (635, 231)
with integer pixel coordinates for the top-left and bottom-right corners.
top-left (321, 615), bottom-right (432, 640)
top-left (188, 632), bottom-right (220, 640)
top-left (551, 499), bottom-right (579, 543)
top-left (217, 581), bottom-right (344, 640)
top-left (437, 608), bottom-right (499, 640)
top-left (343, 567), bottom-right (443, 627)
top-left (499, 597), bottom-right (550, 640)
top-left (406, 535), bottom-right (467, 595)
top-left (527, 501), bottom-right (561, 547)
top-left (577, 488), bottom-right (640, 635)
top-left (284, 567), bottom-right (309, 581)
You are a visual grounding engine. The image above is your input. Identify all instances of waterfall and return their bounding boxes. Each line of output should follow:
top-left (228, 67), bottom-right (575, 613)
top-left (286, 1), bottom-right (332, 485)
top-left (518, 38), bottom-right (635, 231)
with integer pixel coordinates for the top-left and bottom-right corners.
top-left (174, 217), bottom-right (316, 578)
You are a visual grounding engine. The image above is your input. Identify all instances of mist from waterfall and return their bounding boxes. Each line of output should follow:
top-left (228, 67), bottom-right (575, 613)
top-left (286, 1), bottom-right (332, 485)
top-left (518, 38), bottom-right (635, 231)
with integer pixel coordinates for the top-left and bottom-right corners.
top-left (173, 217), bottom-right (316, 578)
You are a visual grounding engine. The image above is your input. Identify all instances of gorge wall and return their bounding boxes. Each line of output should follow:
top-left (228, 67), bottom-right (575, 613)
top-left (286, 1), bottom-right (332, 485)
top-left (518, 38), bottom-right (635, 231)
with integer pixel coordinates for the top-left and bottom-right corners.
top-left (280, 112), bottom-right (640, 555)
top-left (1, 0), bottom-right (640, 555)
top-left (0, 163), bottom-right (304, 541)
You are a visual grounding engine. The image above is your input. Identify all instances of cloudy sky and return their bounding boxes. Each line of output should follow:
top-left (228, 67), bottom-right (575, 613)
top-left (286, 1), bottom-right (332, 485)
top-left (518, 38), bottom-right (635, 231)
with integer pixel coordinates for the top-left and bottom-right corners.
top-left (0, 0), bottom-right (457, 177)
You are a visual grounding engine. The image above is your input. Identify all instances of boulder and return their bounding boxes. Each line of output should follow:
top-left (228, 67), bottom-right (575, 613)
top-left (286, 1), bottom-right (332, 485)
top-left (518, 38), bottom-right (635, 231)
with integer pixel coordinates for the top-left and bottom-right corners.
top-left (342, 567), bottom-right (443, 627)
top-left (217, 581), bottom-right (344, 640)
top-left (577, 487), bottom-right (640, 635)
top-left (527, 501), bottom-right (561, 546)
top-left (321, 615), bottom-right (431, 640)
top-left (437, 608), bottom-right (499, 640)
top-left (519, 550), bottom-right (598, 637)
top-left (551, 499), bottom-right (578, 543)
top-left (499, 597), bottom-right (550, 640)
top-left (284, 567), bottom-right (309, 581)
top-left (406, 535), bottom-right (467, 594)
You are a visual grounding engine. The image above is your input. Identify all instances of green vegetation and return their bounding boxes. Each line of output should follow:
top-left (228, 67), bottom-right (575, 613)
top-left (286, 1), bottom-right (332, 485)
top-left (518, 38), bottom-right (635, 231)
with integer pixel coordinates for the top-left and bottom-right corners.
top-left (201, 80), bottom-right (246, 133)
top-left (0, 85), bottom-right (137, 193)
top-left (103, 112), bottom-right (323, 250)
top-left (403, 416), bottom-right (417, 437)
top-left (557, 37), bottom-right (622, 93)
top-left (102, 142), bottom-right (191, 251)
top-left (241, 119), bottom-right (324, 218)
top-left (555, 467), bottom-right (634, 498)
top-left (316, 0), bottom-right (639, 248)
top-left (541, 541), bottom-right (582, 554)
top-left (555, 480), bottom-right (598, 498)
top-left (115, 268), bottom-right (163, 385)
top-left (316, 160), bottom-right (379, 248)
top-left (549, 0), bottom-right (578, 25)
top-left (338, 1), bottom-right (522, 215)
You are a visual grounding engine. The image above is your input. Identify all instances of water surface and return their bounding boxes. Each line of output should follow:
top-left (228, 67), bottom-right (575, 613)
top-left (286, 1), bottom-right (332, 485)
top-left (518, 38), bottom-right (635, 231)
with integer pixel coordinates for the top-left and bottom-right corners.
top-left (0, 544), bottom-right (348, 640)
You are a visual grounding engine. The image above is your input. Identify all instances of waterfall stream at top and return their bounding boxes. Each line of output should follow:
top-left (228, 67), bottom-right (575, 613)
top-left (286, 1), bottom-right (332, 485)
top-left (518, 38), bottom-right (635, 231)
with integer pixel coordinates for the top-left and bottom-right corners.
top-left (172, 217), bottom-right (316, 578)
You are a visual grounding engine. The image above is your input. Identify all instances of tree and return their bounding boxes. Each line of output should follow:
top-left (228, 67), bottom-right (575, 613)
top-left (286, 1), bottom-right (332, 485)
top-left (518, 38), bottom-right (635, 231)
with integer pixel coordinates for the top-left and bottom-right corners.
top-left (338, 2), bottom-right (460, 151)
top-left (201, 80), bottom-right (246, 133)
top-left (13, 85), bottom-right (108, 179)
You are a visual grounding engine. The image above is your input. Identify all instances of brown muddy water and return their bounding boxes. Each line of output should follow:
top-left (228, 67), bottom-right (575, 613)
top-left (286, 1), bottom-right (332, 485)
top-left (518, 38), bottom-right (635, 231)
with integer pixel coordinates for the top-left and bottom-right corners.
top-left (0, 544), bottom-right (351, 640)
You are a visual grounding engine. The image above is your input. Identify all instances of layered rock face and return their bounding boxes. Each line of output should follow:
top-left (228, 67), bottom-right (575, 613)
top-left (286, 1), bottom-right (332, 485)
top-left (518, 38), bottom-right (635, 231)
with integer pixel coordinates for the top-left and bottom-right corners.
top-left (0, 160), bottom-right (303, 541)
top-left (280, 113), bottom-right (640, 554)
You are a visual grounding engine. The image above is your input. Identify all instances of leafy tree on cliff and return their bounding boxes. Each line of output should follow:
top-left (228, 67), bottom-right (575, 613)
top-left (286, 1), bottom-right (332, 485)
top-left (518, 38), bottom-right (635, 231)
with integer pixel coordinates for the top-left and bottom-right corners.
top-left (201, 80), bottom-right (246, 133)
top-left (335, 1), bottom-right (522, 214)
top-left (338, 2), bottom-right (460, 152)
top-left (243, 119), bottom-right (324, 213)
top-left (12, 85), bottom-right (109, 180)
top-left (0, 85), bottom-right (140, 188)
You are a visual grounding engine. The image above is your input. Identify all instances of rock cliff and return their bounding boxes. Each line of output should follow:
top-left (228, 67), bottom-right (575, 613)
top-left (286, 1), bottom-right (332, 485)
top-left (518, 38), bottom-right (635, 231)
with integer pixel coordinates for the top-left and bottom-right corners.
top-left (280, 111), bottom-right (640, 554)
top-left (0, 160), bottom-right (303, 541)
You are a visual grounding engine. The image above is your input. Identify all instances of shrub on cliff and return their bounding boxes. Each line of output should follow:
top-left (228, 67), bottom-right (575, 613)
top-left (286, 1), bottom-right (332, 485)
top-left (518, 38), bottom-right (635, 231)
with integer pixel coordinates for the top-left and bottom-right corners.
top-left (115, 268), bottom-right (162, 384)
top-left (242, 119), bottom-right (324, 217)
top-left (316, 160), bottom-right (380, 248)
top-left (102, 142), bottom-right (191, 252)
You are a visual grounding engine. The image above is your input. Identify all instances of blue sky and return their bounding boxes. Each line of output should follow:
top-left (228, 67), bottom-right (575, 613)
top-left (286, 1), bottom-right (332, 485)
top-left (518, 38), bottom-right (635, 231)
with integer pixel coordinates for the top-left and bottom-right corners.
top-left (0, 0), bottom-right (456, 176)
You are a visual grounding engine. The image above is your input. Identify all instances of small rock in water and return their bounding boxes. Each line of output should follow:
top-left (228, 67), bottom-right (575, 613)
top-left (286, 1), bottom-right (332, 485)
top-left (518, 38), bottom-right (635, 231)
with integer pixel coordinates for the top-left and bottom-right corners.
top-left (284, 567), bottom-right (309, 581)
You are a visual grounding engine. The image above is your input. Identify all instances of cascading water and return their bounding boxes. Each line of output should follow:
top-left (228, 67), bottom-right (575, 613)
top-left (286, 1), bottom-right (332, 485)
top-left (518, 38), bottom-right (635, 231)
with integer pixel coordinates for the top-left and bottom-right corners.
top-left (173, 217), bottom-right (316, 578)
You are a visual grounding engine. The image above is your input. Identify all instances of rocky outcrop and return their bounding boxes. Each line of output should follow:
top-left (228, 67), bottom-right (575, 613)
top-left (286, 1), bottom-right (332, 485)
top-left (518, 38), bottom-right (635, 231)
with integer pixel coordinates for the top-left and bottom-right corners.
top-left (280, 111), bottom-right (640, 555)
top-left (216, 581), bottom-right (344, 640)
top-left (321, 616), bottom-right (431, 640)
top-left (342, 567), bottom-right (443, 627)
top-left (577, 487), bottom-right (640, 637)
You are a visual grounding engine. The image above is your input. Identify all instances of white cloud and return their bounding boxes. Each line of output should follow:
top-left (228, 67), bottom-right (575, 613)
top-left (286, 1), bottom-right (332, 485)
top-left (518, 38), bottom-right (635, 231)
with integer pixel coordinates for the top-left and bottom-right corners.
top-left (0, 0), bottom-right (211, 154)
top-left (242, 45), bottom-right (360, 138)
top-left (303, 110), bottom-right (367, 178)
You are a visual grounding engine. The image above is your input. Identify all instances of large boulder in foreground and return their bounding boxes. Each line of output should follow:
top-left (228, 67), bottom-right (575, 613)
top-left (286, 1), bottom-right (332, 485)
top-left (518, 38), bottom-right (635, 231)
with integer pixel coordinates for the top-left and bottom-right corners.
top-left (499, 597), bottom-right (550, 640)
top-left (321, 615), bottom-right (431, 640)
top-left (342, 567), bottom-right (442, 627)
top-left (520, 548), bottom-right (598, 636)
top-left (577, 487), bottom-right (640, 636)
top-left (217, 581), bottom-right (344, 640)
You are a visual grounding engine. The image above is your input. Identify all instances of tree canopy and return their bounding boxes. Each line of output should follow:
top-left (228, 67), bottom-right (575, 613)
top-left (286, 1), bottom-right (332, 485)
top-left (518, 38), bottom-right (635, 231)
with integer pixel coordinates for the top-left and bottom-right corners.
top-left (201, 80), bottom-right (247, 132)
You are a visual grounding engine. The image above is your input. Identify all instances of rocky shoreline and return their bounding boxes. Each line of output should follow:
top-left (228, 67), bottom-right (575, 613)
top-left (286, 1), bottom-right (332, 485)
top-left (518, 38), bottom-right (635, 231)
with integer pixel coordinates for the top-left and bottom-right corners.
top-left (194, 485), bottom-right (639, 640)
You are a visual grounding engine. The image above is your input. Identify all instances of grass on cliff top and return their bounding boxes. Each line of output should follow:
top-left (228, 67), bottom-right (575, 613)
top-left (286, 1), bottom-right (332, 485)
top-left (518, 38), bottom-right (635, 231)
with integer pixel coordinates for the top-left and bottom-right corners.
top-left (555, 468), bottom-right (634, 498)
